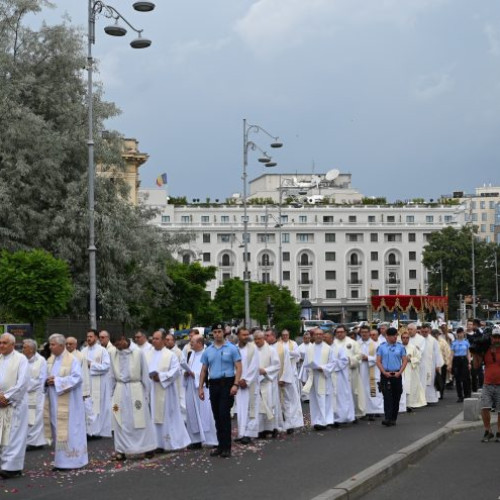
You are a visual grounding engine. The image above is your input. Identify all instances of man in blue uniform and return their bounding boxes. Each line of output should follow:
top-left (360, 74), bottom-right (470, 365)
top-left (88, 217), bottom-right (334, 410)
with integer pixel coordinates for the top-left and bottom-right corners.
top-left (376, 327), bottom-right (407, 427)
top-left (199, 322), bottom-right (242, 458)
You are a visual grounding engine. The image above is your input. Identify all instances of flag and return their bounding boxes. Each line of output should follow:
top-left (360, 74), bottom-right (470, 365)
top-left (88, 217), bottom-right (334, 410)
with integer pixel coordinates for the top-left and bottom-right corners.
top-left (156, 173), bottom-right (168, 187)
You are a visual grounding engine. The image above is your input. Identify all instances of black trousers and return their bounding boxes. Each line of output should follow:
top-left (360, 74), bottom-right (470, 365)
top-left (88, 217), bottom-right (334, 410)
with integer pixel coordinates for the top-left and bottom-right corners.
top-left (380, 374), bottom-right (403, 422)
top-left (209, 377), bottom-right (235, 451)
top-left (470, 364), bottom-right (484, 392)
top-left (452, 357), bottom-right (471, 399)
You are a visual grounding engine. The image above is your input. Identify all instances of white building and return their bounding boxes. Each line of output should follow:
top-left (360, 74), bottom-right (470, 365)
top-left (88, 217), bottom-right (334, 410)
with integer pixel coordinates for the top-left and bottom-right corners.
top-left (140, 185), bottom-right (466, 322)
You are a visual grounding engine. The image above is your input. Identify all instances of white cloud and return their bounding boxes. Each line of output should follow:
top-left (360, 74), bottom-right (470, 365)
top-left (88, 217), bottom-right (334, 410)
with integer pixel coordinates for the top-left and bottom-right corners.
top-left (413, 69), bottom-right (455, 101)
top-left (484, 23), bottom-right (500, 56)
top-left (169, 37), bottom-right (231, 64)
top-left (234, 0), bottom-right (450, 58)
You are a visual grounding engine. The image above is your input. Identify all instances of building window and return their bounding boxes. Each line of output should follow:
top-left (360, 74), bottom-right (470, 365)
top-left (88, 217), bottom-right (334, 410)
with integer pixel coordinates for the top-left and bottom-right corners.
top-left (489, 201), bottom-right (496, 209)
top-left (221, 215), bottom-right (229, 224)
top-left (325, 270), bottom-right (336, 280)
top-left (423, 233), bottom-right (432, 242)
top-left (325, 251), bottom-right (336, 261)
top-left (409, 288), bottom-right (417, 295)
top-left (371, 251), bottom-right (378, 261)
top-left (323, 216), bottom-right (334, 224)
top-left (350, 253), bottom-right (361, 265)
top-left (481, 224), bottom-right (486, 232)
top-left (409, 251), bottom-right (417, 261)
top-left (409, 269), bottom-right (417, 279)
top-left (261, 272), bottom-right (270, 284)
top-left (282, 233), bottom-right (290, 243)
top-left (388, 289), bottom-right (397, 295)
top-left (425, 215), bottom-right (434, 224)
top-left (257, 233), bottom-right (274, 243)
top-left (202, 252), bottom-right (211, 262)
top-left (371, 270), bottom-right (379, 280)
top-left (283, 271), bottom-right (290, 281)
top-left (325, 233), bottom-right (336, 242)
top-left (326, 289), bottom-right (337, 299)
top-left (408, 233), bottom-right (416, 242)
top-left (348, 215), bottom-right (357, 223)
top-left (482, 212), bottom-right (488, 221)
top-left (161, 215), bottom-right (170, 223)
top-left (406, 215), bottom-right (415, 224)
top-left (480, 201), bottom-right (486, 209)
top-left (221, 253), bottom-right (231, 266)
top-left (218, 233), bottom-right (231, 243)
top-left (387, 253), bottom-right (398, 265)
top-left (385, 233), bottom-right (402, 242)
top-left (299, 215), bottom-right (307, 224)
top-left (368, 215), bottom-right (376, 223)
top-left (387, 215), bottom-right (395, 223)
top-left (444, 216), bottom-right (453, 223)
top-left (181, 215), bottom-right (190, 224)
top-left (371, 289), bottom-right (380, 296)
top-left (346, 233), bottom-right (362, 242)
top-left (300, 254), bottom-right (311, 265)
top-left (260, 215), bottom-right (268, 223)
top-left (202, 233), bottom-right (210, 243)
top-left (297, 233), bottom-right (313, 242)
top-left (201, 215), bottom-right (209, 224)
top-left (370, 233), bottom-right (378, 242)
top-left (243, 252), bottom-right (250, 262)
top-left (281, 215), bottom-right (289, 224)
top-left (351, 289), bottom-right (359, 299)
top-left (301, 291), bottom-right (310, 299)
top-left (182, 254), bottom-right (191, 264)
top-left (261, 253), bottom-right (271, 266)
top-left (282, 252), bottom-right (290, 262)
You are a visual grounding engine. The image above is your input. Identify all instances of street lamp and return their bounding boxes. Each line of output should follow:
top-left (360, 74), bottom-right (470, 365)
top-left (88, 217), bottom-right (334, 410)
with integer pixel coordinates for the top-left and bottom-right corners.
top-left (242, 119), bottom-right (282, 328)
top-left (87, 1), bottom-right (154, 329)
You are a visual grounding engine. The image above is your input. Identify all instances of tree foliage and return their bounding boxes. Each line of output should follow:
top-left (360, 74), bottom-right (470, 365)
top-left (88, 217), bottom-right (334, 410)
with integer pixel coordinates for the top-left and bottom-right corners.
top-left (0, 249), bottom-right (73, 324)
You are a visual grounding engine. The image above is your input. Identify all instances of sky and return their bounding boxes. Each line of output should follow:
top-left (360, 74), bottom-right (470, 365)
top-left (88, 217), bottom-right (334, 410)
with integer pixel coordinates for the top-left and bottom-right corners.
top-left (30, 0), bottom-right (500, 202)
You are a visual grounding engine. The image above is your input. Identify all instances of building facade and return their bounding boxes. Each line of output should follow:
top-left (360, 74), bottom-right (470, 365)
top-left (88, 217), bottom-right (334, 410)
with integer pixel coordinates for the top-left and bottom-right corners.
top-left (140, 188), bottom-right (466, 322)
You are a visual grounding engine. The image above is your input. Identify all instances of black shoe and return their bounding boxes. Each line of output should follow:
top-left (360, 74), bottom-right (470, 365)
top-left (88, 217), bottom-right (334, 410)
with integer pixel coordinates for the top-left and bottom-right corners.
top-left (112, 453), bottom-right (126, 461)
top-left (210, 448), bottom-right (222, 457)
top-left (352, 418), bottom-right (359, 424)
top-left (456, 398), bottom-right (464, 403)
top-left (26, 445), bottom-right (44, 452)
top-left (272, 429), bottom-right (279, 439)
top-left (144, 451), bottom-right (155, 459)
top-left (187, 442), bottom-right (202, 450)
top-left (406, 407), bottom-right (413, 413)
top-left (0, 470), bottom-right (22, 479)
top-left (286, 428), bottom-right (294, 435)
top-left (313, 424), bottom-right (326, 431)
top-left (257, 432), bottom-right (266, 439)
top-left (389, 421), bottom-right (397, 426)
top-left (220, 450), bottom-right (231, 458)
top-left (154, 448), bottom-right (165, 454)
top-left (239, 437), bottom-right (251, 445)
top-left (495, 432), bottom-right (500, 443)
top-left (382, 420), bottom-right (390, 426)
top-left (482, 430), bottom-right (495, 442)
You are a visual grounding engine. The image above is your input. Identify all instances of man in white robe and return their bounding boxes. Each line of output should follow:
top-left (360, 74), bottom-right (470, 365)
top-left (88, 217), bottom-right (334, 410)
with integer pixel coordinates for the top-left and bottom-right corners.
top-left (302, 329), bottom-right (337, 429)
top-left (165, 332), bottom-right (186, 421)
top-left (276, 330), bottom-right (304, 433)
top-left (182, 334), bottom-right (217, 449)
top-left (234, 328), bottom-right (259, 444)
top-left (65, 337), bottom-right (91, 398)
top-left (98, 330), bottom-right (116, 355)
top-left (0, 333), bottom-right (30, 479)
top-left (81, 329), bottom-right (112, 438)
top-left (45, 333), bottom-right (88, 470)
top-left (358, 326), bottom-right (383, 419)
top-left (298, 331), bottom-right (312, 401)
top-left (419, 324), bottom-right (444, 404)
top-left (134, 329), bottom-right (153, 352)
top-left (23, 339), bottom-right (47, 450)
top-left (109, 333), bottom-right (156, 460)
top-left (334, 324), bottom-right (365, 420)
top-left (401, 331), bottom-right (426, 409)
top-left (254, 331), bottom-right (282, 437)
top-left (145, 330), bottom-right (190, 452)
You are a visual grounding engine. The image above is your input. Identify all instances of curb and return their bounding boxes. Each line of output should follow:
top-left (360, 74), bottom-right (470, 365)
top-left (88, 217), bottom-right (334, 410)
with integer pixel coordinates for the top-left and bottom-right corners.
top-left (310, 412), bottom-right (483, 500)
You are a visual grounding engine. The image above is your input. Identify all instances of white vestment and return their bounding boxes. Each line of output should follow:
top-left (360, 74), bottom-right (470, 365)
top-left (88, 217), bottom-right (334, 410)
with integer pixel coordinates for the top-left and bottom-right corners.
top-left (235, 343), bottom-right (260, 438)
top-left (26, 353), bottom-right (47, 447)
top-left (0, 351), bottom-right (30, 471)
top-left (81, 344), bottom-right (112, 437)
top-left (170, 345), bottom-right (186, 421)
top-left (257, 343), bottom-right (282, 432)
top-left (109, 347), bottom-right (156, 454)
top-left (146, 348), bottom-right (190, 450)
top-left (403, 343), bottom-right (426, 408)
top-left (335, 337), bottom-right (365, 418)
top-left (303, 342), bottom-right (336, 426)
top-left (45, 351), bottom-right (88, 469)
top-left (330, 344), bottom-right (354, 423)
top-left (182, 349), bottom-right (218, 446)
top-left (276, 340), bottom-right (304, 430)
top-left (420, 335), bottom-right (444, 404)
top-left (358, 339), bottom-right (383, 415)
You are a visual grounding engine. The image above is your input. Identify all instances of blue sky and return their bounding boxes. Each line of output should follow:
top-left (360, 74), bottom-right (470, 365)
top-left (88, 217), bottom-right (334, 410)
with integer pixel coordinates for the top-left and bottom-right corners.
top-left (31, 1), bottom-right (500, 201)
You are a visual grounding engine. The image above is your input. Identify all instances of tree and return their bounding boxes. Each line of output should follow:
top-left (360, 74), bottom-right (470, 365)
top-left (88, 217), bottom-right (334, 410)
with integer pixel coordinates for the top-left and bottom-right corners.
top-left (0, 249), bottom-right (73, 326)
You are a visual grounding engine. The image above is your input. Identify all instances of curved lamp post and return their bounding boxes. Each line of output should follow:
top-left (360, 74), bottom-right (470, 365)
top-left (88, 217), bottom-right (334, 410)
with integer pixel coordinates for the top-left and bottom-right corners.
top-left (242, 119), bottom-right (283, 327)
top-left (87, 1), bottom-right (155, 329)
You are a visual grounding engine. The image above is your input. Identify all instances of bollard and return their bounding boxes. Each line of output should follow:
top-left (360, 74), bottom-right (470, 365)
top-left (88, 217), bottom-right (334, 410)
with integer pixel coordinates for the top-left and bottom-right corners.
top-left (463, 397), bottom-right (480, 421)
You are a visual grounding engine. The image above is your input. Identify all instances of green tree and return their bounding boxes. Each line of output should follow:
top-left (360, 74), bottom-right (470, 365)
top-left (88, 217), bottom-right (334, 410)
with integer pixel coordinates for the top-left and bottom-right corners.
top-left (0, 249), bottom-right (73, 326)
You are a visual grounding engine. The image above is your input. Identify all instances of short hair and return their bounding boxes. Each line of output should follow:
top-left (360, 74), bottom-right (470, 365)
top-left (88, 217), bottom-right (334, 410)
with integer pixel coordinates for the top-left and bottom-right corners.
top-left (136, 329), bottom-right (148, 338)
top-left (153, 330), bottom-right (166, 340)
top-left (335, 324), bottom-right (346, 333)
top-left (253, 331), bottom-right (265, 340)
top-left (359, 325), bottom-right (370, 333)
top-left (165, 333), bottom-right (175, 342)
top-left (1, 333), bottom-right (15, 345)
top-left (49, 333), bottom-right (66, 345)
top-left (87, 328), bottom-right (97, 335)
top-left (237, 327), bottom-right (249, 335)
top-left (111, 332), bottom-right (127, 344)
top-left (23, 339), bottom-right (38, 351)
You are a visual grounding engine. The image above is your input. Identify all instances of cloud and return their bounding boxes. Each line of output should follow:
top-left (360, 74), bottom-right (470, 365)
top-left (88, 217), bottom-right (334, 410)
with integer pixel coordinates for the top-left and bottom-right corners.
top-left (169, 37), bottom-right (231, 64)
top-left (234, 0), bottom-right (450, 58)
top-left (484, 23), bottom-right (500, 56)
top-left (413, 69), bottom-right (455, 101)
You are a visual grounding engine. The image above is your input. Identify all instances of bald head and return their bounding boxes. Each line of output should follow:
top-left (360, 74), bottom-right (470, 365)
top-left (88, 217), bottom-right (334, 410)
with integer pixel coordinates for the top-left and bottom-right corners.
top-left (65, 337), bottom-right (78, 352)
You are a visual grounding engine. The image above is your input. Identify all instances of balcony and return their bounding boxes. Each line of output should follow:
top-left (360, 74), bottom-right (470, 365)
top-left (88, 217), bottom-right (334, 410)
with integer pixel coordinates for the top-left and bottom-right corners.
top-left (218, 261), bottom-right (234, 267)
top-left (385, 260), bottom-right (400, 266)
top-left (298, 261), bottom-right (313, 267)
top-left (347, 279), bottom-right (363, 285)
top-left (298, 279), bottom-right (313, 285)
top-left (386, 279), bottom-right (400, 285)
top-left (347, 261), bottom-right (362, 266)
top-left (258, 261), bottom-right (274, 267)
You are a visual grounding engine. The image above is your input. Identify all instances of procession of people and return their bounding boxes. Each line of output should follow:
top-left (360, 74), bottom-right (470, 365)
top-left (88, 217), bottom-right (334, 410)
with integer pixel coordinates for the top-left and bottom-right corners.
top-left (0, 319), bottom-right (497, 478)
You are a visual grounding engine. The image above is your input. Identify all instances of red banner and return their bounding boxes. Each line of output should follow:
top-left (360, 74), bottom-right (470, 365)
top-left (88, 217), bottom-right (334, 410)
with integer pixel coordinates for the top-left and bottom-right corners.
top-left (371, 295), bottom-right (448, 313)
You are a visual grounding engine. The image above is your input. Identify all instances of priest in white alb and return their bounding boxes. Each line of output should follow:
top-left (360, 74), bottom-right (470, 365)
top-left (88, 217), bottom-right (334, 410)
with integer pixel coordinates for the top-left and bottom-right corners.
top-left (146, 330), bottom-right (190, 452)
top-left (81, 329), bottom-right (112, 438)
top-left (419, 324), bottom-right (444, 404)
top-left (109, 333), bottom-right (156, 460)
top-left (182, 334), bottom-right (218, 449)
top-left (234, 327), bottom-right (260, 444)
top-left (401, 331), bottom-right (426, 409)
top-left (0, 333), bottom-right (30, 479)
top-left (44, 333), bottom-right (88, 470)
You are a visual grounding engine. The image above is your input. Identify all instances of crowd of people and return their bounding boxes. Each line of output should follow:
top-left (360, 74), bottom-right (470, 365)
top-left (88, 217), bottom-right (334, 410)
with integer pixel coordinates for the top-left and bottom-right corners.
top-left (0, 318), bottom-right (498, 479)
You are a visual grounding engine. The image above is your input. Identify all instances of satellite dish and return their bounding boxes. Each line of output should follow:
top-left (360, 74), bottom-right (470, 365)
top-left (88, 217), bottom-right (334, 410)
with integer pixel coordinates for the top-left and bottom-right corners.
top-left (325, 169), bottom-right (340, 181)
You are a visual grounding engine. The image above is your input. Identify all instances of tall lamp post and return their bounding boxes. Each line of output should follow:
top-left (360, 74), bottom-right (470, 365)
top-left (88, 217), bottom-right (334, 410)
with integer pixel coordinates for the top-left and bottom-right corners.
top-left (242, 119), bottom-right (282, 327)
top-left (87, 1), bottom-right (155, 329)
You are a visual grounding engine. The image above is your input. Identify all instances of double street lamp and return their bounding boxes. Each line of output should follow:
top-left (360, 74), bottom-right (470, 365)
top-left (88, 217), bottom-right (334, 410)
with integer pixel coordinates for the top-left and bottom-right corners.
top-left (87, 1), bottom-right (155, 329)
top-left (242, 119), bottom-right (283, 327)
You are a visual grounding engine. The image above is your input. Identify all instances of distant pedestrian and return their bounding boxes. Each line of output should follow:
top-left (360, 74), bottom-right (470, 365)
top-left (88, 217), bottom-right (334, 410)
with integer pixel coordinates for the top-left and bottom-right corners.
top-left (448, 327), bottom-right (471, 402)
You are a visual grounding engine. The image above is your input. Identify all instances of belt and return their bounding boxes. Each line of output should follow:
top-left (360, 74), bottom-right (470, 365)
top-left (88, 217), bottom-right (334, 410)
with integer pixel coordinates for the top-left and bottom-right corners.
top-left (209, 376), bottom-right (234, 386)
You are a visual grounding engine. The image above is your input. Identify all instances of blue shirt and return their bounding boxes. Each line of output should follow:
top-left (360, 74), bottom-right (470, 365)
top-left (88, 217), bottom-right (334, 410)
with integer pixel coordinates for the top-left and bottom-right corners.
top-left (377, 342), bottom-right (406, 371)
top-left (451, 339), bottom-right (470, 357)
top-left (201, 341), bottom-right (241, 379)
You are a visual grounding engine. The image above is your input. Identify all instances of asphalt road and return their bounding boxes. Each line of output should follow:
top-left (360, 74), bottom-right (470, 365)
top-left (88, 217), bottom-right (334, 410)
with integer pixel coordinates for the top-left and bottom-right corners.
top-left (3, 398), bottom-right (464, 500)
top-left (364, 425), bottom-right (500, 500)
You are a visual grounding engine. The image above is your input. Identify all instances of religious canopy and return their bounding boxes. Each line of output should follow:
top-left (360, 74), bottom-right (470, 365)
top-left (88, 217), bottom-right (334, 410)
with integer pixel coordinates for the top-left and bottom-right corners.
top-left (371, 295), bottom-right (448, 313)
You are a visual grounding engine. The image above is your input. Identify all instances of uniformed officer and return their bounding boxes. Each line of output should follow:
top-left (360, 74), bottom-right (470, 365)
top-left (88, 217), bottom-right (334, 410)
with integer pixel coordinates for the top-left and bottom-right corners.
top-left (376, 327), bottom-right (407, 426)
top-left (199, 322), bottom-right (242, 458)
top-left (449, 327), bottom-right (472, 402)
